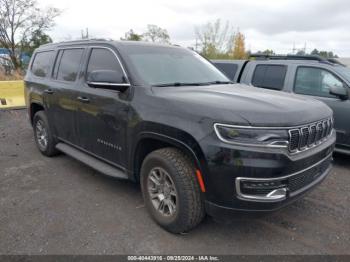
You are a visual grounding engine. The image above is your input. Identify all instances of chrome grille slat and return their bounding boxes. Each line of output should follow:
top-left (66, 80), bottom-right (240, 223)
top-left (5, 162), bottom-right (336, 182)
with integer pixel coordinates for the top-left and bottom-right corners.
top-left (308, 125), bottom-right (317, 146)
top-left (322, 121), bottom-right (327, 138)
top-left (300, 127), bottom-right (309, 149)
top-left (315, 122), bottom-right (323, 142)
top-left (288, 118), bottom-right (333, 153)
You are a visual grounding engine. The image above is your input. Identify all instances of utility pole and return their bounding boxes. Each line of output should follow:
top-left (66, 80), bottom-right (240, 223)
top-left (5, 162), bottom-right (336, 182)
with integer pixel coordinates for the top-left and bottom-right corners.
top-left (195, 38), bottom-right (198, 52)
top-left (292, 42), bottom-right (296, 54)
top-left (81, 28), bottom-right (89, 39)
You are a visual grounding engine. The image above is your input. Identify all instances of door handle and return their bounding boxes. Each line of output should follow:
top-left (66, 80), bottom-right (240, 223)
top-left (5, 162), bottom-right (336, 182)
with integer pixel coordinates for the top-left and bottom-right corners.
top-left (77, 96), bottom-right (90, 103)
top-left (44, 89), bottom-right (54, 94)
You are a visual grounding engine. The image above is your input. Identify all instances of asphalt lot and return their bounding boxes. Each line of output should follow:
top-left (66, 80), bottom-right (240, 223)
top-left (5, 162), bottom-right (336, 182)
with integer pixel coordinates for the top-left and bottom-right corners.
top-left (0, 109), bottom-right (349, 255)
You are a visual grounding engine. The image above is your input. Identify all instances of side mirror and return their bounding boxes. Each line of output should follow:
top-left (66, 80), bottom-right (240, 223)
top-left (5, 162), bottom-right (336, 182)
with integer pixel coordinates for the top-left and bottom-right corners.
top-left (87, 70), bottom-right (130, 92)
top-left (329, 85), bottom-right (349, 100)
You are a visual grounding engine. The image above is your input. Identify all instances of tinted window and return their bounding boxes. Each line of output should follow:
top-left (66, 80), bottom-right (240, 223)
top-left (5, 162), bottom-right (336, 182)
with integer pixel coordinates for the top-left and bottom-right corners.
top-left (87, 48), bottom-right (123, 77)
top-left (56, 49), bottom-right (84, 82)
top-left (214, 63), bottom-right (238, 81)
top-left (252, 64), bottom-right (287, 90)
top-left (31, 51), bottom-right (54, 77)
top-left (294, 67), bottom-right (344, 98)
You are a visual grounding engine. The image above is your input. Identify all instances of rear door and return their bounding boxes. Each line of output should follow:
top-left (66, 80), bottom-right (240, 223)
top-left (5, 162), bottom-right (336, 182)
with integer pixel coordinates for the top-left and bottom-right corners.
top-left (26, 50), bottom-right (55, 114)
top-left (293, 66), bottom-right (350, 147)
top-left (75, 46), bottom-right (130, 167)
top-left (48, 47), bottom-right (86, 146)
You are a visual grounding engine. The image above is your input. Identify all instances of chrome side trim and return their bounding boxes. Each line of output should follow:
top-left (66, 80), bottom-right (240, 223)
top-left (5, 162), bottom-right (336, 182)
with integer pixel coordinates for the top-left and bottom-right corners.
top-left (86, 81), bottom-right (131, 87)
top-left (235, 152), bottom-right (332, 202)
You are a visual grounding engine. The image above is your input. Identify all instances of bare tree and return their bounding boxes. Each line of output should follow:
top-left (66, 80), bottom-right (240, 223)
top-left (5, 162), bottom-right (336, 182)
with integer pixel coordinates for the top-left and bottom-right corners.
top-left (0, 0), bottom-right (60, 68)
top-left (143, 25), bottom-right (170, 44)
top-left (195, 19), bottom-right (233, 58)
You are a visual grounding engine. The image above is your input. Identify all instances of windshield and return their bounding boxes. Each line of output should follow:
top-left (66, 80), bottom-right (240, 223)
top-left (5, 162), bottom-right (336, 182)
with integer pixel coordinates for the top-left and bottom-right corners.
top-left (335, 66), bottom-right (350, 82)
top-left (124, 45), bottom-right (230, 86)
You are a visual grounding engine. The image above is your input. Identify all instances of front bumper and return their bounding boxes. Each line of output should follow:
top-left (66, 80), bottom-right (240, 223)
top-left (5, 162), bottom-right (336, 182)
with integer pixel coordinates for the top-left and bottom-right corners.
top-left (199, 131), bottom-right (335, 215)
top-left (235, 153), bottom-right (332, 203)
top-left (205, 159), bottom-right (332, 217)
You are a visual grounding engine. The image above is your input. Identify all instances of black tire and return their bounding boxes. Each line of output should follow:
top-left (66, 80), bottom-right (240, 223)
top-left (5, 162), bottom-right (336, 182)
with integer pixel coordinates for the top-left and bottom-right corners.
top-left (33, 111), bottom-right (59, 157)
top-left (141, 147), bottom-right (205, 233)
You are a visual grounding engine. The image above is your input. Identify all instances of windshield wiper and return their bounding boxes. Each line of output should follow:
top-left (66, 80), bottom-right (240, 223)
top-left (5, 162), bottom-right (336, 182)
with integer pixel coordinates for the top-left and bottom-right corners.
top-left (151, 82), bottom-right (210, 87)
top-left (203, 80), bottom-right (234, 85)
top-left (151, 81), bottom-right (233, 87)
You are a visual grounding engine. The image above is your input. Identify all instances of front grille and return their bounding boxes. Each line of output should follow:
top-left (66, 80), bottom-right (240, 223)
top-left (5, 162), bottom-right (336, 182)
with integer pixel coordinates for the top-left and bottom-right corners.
top-left (288, 157), bottom-right (331, 192)
top-left (288, 118), bottom-right (333, 152)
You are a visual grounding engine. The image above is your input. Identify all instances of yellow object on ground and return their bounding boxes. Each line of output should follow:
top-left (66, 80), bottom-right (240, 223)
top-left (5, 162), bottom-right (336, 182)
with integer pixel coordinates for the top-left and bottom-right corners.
top-left (0, 81), bottom-right (25, 109)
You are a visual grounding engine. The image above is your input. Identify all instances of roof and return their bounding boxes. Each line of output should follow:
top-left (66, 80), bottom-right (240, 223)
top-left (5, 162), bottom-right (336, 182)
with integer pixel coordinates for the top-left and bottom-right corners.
top-left (38, 39), bottom-right (178, 50)
top-left (249, 54), bottom-right (346, 66)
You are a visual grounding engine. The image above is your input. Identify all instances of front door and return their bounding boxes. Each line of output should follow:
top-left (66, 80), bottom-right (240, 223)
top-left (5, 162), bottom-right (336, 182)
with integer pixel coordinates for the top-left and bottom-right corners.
top-left (76, 47), bottom-right (130, 167)
top-left (294, 66), bottom-right (350, 148)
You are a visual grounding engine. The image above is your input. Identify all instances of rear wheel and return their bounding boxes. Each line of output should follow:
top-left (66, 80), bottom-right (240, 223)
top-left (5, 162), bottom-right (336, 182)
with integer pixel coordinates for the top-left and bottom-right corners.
top-left (141, 148), bottom-right (205, 233)
top-left (33, 111), bottom-right (59, 157)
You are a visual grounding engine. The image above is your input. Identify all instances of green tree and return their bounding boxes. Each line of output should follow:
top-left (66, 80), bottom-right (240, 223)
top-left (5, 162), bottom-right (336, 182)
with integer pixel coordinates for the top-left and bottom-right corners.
top-left (121, 29), bottom-right (143, 41)
top-left (0, 0), bottom-right (60, 69)
top-left (310, 49), bottom-right (319, 56)
top-left (257, 49), bottom-right (275, 55)
top-left (20, 29), bottom-right (53, 56)
top-left (310, 49), bottom-right (338, 58)
top-left (143, 25), bottom-right (170, 44)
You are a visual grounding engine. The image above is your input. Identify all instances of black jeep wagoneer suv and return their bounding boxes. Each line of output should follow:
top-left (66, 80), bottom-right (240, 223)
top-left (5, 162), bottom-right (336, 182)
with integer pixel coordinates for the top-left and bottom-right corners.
top-left (25, 40), bottom-right (335, 233)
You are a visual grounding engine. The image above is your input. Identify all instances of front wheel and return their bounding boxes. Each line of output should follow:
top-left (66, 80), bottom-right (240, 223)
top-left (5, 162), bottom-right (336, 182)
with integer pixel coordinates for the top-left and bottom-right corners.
top-left (141, 148), bottom-right (205, 233)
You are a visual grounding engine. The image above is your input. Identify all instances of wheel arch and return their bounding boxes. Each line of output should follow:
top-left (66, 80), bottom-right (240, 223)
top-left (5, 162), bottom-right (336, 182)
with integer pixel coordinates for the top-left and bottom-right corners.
top-left (30, 102), bottom-right (45, 125)
top-left (129, 131), bottom-right (208, 184)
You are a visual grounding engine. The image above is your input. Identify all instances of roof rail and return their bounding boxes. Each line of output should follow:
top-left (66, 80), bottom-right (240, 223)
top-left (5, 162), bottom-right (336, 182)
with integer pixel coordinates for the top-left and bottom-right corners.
top-left (41, 38), bottom-right (113, 47)
top-left (249, 54), bottom-right (345, 66)
top-left (250, 54), bottom-right (327, 61)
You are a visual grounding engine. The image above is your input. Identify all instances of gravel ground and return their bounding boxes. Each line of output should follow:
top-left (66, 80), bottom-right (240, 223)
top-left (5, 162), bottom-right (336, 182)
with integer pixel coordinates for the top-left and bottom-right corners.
top-left (0, 109), bottom-right (349, 255)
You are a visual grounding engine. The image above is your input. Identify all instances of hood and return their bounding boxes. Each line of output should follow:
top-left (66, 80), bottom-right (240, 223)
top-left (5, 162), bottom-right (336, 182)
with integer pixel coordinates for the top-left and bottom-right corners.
top-left (151, 84), bottom-right (333, 127)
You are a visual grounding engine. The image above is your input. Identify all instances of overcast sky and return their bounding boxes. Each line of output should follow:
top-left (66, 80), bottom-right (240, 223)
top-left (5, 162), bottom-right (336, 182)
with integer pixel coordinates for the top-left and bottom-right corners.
top-left (40, 0), bottom-right (350, 57)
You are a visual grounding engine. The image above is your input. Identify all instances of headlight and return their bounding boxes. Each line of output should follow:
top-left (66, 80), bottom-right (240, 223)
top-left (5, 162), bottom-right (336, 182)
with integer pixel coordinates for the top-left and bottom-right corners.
top-left (214, 123), bottom-right (289, 147)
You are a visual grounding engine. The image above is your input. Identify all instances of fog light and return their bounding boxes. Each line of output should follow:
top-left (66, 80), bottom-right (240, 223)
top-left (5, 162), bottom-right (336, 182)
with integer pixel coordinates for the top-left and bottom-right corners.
top-left (241, 180), bottom-right (284, 189)
top-left (236, 178), bottom-right (287, 202)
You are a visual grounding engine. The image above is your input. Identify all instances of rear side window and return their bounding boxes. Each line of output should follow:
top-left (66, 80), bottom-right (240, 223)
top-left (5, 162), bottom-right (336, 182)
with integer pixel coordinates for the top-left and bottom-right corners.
top-left (31, 51), bottom-right (54, 77)
top-left (86, 48), bottom-right (124, 81)
top-left (214, 63), bottom-right (238, 81)
top-left (252, 64), bottom-right (287, 90)
top-left (54, 49), bottom-right (84, 82)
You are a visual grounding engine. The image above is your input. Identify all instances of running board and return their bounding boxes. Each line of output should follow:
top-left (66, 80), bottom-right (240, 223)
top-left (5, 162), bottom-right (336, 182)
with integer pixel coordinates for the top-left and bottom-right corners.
top-left (56, 143), bottom-right (128, 179)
